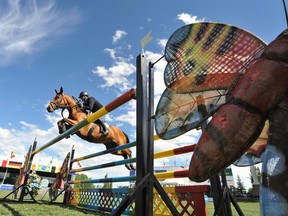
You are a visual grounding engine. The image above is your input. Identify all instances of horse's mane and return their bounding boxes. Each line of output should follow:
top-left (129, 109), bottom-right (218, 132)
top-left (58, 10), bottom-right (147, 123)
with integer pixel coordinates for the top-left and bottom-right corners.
top-left (63, 93), bottom-right (87, 115)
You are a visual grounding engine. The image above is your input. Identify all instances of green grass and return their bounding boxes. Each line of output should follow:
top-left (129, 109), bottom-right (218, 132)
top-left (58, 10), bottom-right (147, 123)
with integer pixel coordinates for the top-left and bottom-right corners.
top-left (0, 201), bottom-right (261, 216)
top-left (0, 189), bottom-right (109, 216)
top-left (206, 201), bottom-right (260, 216)
top-left (0, 202), bottom-right (109, 216)
top-left (0, 190), bottom-right (261, 215)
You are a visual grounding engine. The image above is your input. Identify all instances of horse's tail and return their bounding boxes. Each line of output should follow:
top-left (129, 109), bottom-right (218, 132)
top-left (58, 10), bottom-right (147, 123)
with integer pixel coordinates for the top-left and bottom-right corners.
top-left (122, 131), bottom-right (130, 144)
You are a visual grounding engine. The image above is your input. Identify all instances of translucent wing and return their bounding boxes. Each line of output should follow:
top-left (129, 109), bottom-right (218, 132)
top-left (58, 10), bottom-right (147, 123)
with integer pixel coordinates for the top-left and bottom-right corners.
top-left (155, 22), bottom-right (266, 140)
top-left (164, 22), bottom-right (266, 93)
top-left (155, 88), bottom-right (226, 139)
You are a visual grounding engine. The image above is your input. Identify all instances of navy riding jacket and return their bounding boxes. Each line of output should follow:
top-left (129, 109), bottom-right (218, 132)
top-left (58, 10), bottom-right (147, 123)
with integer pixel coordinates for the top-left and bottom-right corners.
top-left (83, 97), bottom-right (103, 113)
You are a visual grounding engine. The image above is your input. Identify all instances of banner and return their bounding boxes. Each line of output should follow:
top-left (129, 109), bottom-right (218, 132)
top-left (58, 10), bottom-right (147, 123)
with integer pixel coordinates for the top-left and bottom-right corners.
top-left (36, 164), bottom-right (52, 172)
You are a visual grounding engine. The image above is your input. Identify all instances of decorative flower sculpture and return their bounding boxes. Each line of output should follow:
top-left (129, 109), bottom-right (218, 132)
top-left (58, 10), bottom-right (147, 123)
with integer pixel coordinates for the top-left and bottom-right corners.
top-left (27, 172), bottom-right (42, 197)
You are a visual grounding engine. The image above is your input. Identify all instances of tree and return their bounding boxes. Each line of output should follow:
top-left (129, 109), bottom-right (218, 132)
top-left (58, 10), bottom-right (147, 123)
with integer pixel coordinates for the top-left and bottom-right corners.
top-left (102, 174), bottom-right (112, 188)
top-left (236, 174), bottom-right (246, 194)
top-left (74, 174), bottom-right (95, 189)
top-left (250, 166), bottom-right (261, 185)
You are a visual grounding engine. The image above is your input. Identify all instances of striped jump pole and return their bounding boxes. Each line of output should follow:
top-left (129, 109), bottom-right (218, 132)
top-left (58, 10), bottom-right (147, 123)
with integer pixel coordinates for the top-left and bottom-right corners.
top-left (155, 170), bottom-right (189, 180)
top-left (71, 142), bottom-right (136, 163)
top-left (154, 144), bottom-right (196, 159)
top-left (68, 170), bottom-right (189, 185)
top-left (69, 137), bottom-right (192, 172)
top-left (69, 175), bottom-right (137, 184)
top-left (70, 158), bottom-right (137, 173)
top-left (32, 88), bottom-right (136, 155)
top-left (71, 135), bottom-right (159, 164)
top-left (70, 141), bottom-right (194, 173)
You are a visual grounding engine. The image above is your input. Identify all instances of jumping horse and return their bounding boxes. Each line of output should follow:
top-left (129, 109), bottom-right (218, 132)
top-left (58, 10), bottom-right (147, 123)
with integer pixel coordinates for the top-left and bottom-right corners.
top-left (47, 87), bottom-right (135, 170)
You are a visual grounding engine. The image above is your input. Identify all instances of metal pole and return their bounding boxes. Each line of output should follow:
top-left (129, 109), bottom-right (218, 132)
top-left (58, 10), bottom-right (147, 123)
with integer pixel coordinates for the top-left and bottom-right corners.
top-left (146, 61), bottom-right (155, 215)
top-left (135, 54), bottom-right (149, 216)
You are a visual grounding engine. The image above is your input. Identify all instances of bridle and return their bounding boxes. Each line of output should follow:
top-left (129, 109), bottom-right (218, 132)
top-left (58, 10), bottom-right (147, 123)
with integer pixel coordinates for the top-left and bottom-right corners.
top-left (49, 94), bottom-right (79, 117)
top-left (49, 93), bottom-right (67, 110)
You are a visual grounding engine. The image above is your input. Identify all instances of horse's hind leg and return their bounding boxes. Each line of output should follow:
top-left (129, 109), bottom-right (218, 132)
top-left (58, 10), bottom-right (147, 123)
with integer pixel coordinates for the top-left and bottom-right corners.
top-left (130, 163), bottom-right (136, 170)
top-left (122, 154), bottom-right (131, 170)
top-left (123, 149), bottom-right (135, 170)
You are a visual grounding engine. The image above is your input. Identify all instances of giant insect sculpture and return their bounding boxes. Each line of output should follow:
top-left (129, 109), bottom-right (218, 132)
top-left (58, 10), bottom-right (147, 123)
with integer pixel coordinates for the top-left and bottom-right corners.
top-left (47, 87), bottom-right (135, 170)
top-left (155, 22), bottom-right (288, 214)
top-left (188, 28), bottom-right (288, 182)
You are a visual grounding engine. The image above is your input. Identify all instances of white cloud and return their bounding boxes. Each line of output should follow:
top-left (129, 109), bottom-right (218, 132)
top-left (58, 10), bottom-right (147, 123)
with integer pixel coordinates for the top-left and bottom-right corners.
top-left (19, 121), bottom-right (38, 130)
top-left (112, 30), bottom-right (127, 44)
top-left (93, 66), bottom-right (108, 77)
top-left (104, 48), bottom-right (117, 60)
top-left (177, 13), bottom-right (205, 25)
top-left (115, 111), bottom-right (136, 127)
top-left (158, 38), bottom-right (167, 50)
top-left (0, 0), bottom-right (81, 66)
top-left (92, 61), bottom-right (135, 92)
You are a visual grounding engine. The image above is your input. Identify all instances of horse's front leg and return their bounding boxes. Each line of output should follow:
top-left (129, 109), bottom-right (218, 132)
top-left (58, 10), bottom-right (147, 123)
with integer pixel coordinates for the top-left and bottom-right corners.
top-left (57, 119), bottom-right (67, 134)
top-left (57, 118), bottom-right (78, 137)
top-left (63, 118), bottom-right (78, 126)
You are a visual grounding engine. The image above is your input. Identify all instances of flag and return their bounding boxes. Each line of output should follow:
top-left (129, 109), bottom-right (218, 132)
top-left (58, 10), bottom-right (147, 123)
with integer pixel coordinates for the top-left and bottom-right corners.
top-left (10, 151), bottom-right (15, 159)
top-left (36, 165), bottom-right (51, 172)
top-left (140, 31), bottom-right (153, 49)
top-left (77, 160), bottom-right (82, 167)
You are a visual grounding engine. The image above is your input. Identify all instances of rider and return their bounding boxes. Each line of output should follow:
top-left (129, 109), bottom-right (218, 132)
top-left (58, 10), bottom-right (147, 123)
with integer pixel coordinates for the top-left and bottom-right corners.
top-left (78, 91), bottom-right (109, 136)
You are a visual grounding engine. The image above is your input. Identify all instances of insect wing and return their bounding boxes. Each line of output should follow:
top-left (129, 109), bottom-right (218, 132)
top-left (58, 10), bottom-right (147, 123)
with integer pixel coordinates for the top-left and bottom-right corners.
top-left (155, 88), bottom-right (226, 139)
top-left (156, 22), bottom-right (266, 140)
top-left (164, 22), bottom-right (266, 93)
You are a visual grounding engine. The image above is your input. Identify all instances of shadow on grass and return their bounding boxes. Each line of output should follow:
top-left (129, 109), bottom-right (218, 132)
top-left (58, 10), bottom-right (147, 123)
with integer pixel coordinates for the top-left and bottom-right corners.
top-left (45, 202), bottom-right (110, 215)
top-left (1, 202), bottom-right (21, 216)
top-left (0, 200), bottom-right (110, 216)
top-left (55, 204), bottom-right (111, 216)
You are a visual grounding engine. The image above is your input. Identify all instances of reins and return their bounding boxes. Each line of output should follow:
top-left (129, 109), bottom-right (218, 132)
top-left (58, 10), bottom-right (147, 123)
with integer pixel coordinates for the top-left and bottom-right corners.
top-left (61, 108), bottom-right (67, 118)
top-left (50, 94), bottom-right (80, 118)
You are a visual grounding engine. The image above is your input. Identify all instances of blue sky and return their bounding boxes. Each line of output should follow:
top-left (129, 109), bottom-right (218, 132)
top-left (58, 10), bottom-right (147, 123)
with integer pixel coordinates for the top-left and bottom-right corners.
top-left (0, 0), bottom-right (285, 189)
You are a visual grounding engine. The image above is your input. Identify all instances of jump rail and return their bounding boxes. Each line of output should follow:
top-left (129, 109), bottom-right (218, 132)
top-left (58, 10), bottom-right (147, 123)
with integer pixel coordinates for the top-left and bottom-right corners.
top-left (32, 88), bottom-right (136, 155)
top-left (70, 143), bottom-right (196, 173)
top-left (68, 170), bottom-right (189, 184)
top-left (71, 134), bottom-right (159, 163)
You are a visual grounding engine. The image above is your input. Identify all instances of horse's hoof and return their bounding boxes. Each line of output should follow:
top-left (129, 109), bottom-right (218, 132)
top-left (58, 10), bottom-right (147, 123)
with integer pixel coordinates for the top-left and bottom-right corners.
top-left (101, 130), bottom-right (109, 136)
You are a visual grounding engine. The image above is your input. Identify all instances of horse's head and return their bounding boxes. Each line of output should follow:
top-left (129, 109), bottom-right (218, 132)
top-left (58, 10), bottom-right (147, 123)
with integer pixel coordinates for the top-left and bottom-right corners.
top-left (47, 87), bottom-right (69, 113)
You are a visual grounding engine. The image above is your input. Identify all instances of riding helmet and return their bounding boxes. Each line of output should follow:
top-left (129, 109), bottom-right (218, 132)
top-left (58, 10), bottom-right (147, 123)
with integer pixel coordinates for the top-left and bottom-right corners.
top-left (79, 91), bottom-right (89, 98)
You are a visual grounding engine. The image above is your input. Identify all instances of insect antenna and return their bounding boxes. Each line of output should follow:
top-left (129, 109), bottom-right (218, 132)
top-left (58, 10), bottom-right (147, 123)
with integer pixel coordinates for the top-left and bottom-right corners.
top-left (282, 0), bottom-right (288, 27)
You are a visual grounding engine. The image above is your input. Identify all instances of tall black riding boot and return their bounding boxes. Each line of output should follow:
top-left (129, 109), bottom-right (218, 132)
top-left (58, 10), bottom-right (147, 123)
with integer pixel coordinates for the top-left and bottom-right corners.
top-left (96, 119), bottom-right (109, 136)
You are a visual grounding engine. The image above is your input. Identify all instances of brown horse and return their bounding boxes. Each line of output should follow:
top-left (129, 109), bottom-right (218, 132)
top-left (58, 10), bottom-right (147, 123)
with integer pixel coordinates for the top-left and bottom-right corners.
top-left (47, 87), bottom-right (135, 170)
